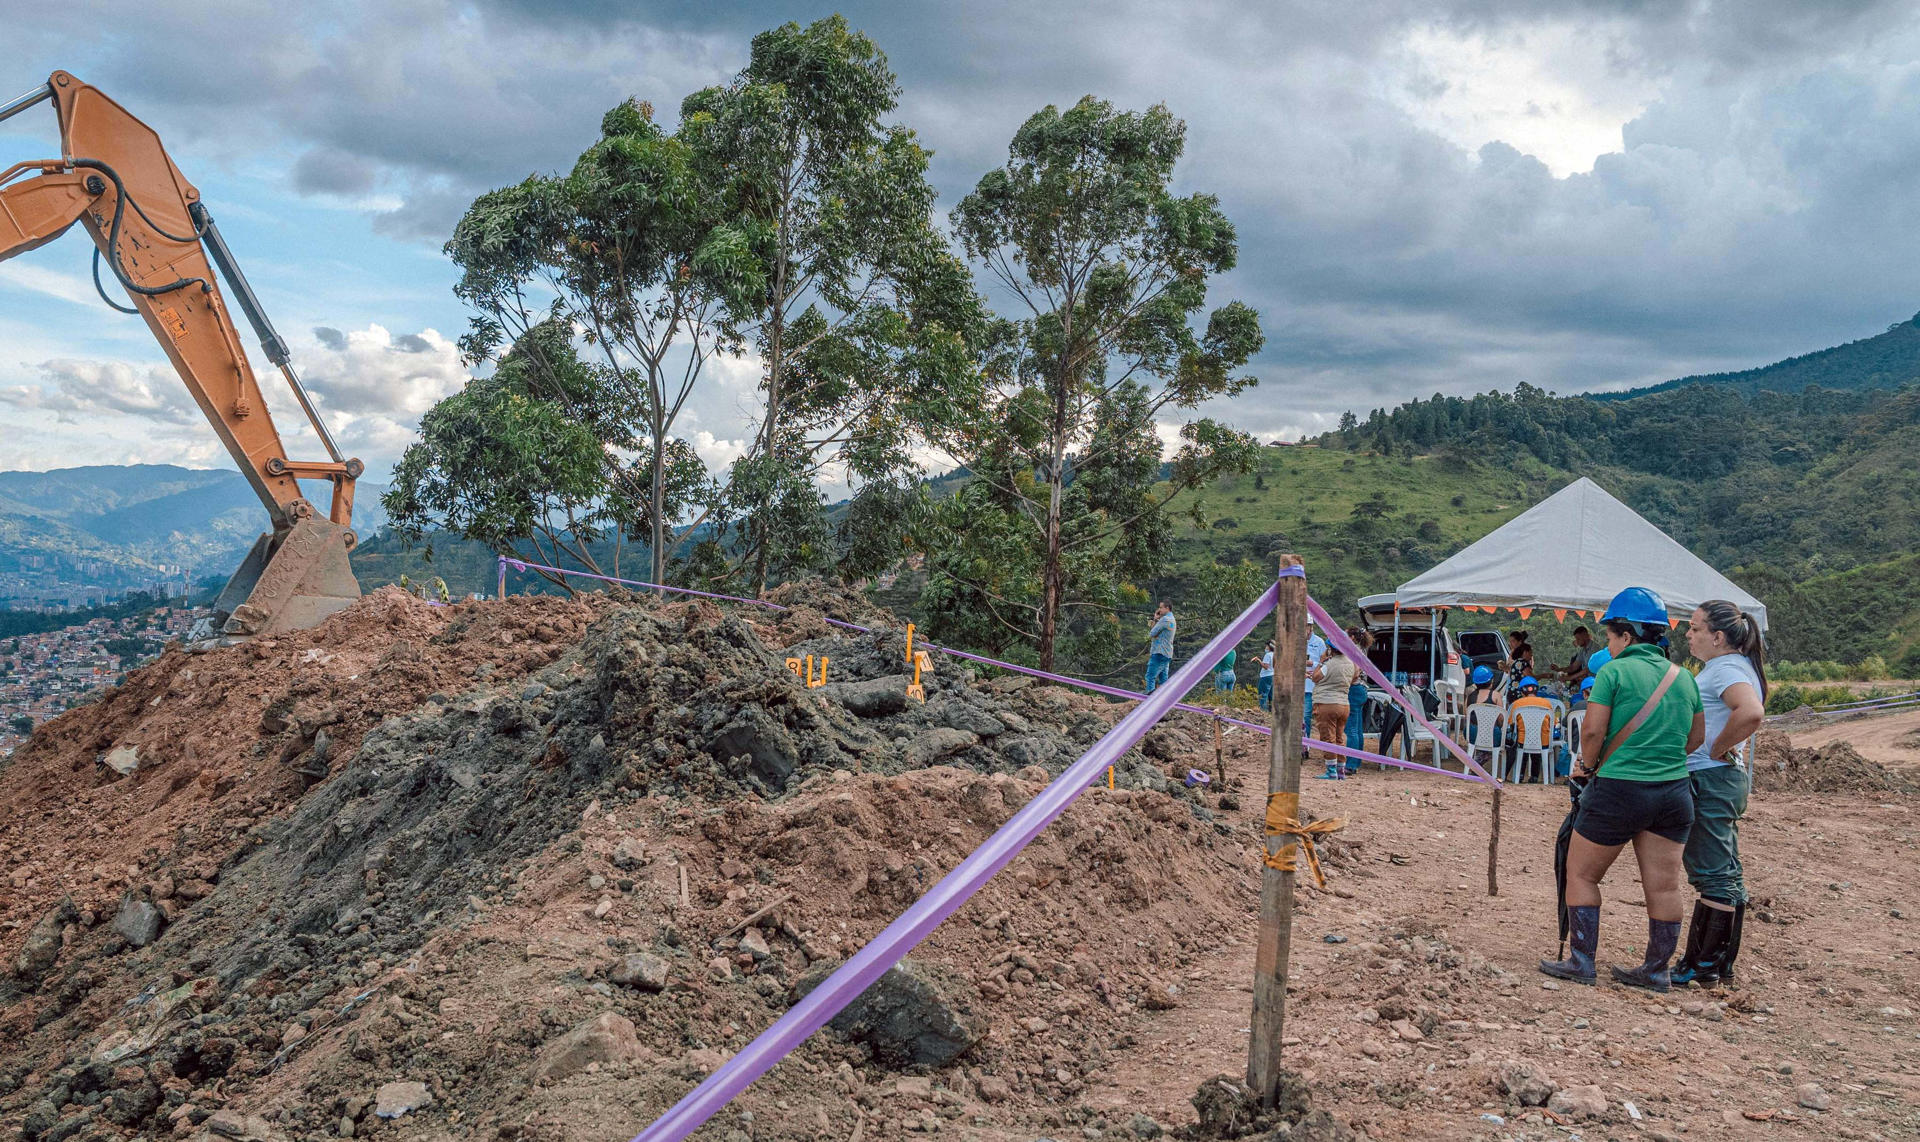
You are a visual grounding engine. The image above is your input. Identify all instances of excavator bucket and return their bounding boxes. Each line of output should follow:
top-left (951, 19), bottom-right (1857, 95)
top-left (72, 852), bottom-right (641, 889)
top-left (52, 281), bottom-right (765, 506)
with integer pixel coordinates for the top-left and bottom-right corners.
top-left (206, 518), bottom-right (361, 642)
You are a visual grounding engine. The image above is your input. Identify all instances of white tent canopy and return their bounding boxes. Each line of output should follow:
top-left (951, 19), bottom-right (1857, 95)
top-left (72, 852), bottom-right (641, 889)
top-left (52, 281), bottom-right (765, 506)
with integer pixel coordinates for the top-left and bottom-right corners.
top-left (1381, 477), bottom-right (1767, 630)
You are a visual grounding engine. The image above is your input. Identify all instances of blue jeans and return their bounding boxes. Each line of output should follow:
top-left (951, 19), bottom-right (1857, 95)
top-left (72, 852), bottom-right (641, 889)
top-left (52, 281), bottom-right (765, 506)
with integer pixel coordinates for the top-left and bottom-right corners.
top-left (1145, 653), bottom-right (1171, 694)
top-left (1345, 682), bottom-right (1368, 752)
top-left (1258, 675), bottom-right (1272, 709)
top-left (1215, 670), bottom-right (1236, 692)
top-left (1303, 692), bottom-right (1313, 735)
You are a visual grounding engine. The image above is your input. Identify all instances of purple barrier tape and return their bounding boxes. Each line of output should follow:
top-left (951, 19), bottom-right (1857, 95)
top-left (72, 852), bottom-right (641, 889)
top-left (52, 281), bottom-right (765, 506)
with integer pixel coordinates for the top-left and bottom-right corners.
top-left (1302, 737), bottom-right (1485, 782)
top-left (500, 557), bottom-right (1485, 783)
top-left (1306, 597), bottom-right (1502, 788)
top-left (627, 583), bottom-right (1283, 1142)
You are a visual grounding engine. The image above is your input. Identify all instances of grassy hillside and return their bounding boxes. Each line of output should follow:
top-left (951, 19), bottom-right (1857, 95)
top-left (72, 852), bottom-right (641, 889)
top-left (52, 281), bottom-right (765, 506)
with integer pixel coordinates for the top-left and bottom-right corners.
top-left (1155, 445), bottom-right (1554, 611)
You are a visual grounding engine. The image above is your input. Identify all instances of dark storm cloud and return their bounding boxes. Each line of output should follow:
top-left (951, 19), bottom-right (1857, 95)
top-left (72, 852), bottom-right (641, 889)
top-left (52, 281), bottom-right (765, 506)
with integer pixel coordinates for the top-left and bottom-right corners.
top-left (313, 326), bottom-right (348, 351)
top-left (13, 0), bottom-right (1920, 441)
top-left (291, 147), bottom-right (378, 196)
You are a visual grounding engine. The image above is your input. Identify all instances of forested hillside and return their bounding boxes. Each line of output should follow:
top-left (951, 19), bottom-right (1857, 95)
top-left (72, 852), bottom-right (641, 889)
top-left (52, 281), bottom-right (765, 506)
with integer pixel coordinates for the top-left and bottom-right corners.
top-left (1255, 379), bottom-right (1920, 671)
top-left (1595, 312), bottom-right (1920, 401)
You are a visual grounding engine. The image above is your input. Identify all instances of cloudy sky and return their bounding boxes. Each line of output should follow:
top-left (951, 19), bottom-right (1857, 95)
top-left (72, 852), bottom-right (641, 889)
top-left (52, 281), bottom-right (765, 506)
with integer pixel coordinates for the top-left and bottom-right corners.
top-left (5, 0), bottom-right (1920, 487)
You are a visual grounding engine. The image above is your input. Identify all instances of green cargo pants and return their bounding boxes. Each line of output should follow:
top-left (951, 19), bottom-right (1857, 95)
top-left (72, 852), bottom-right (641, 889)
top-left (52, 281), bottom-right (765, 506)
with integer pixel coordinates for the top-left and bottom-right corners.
top-left (1684, 763), bottom-right (1750, 904)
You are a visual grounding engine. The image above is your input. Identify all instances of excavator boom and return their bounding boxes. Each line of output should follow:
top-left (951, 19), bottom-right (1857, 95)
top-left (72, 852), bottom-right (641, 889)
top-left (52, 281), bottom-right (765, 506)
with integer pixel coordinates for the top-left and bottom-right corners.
top-left (0, 72), bottom-right (361, 640)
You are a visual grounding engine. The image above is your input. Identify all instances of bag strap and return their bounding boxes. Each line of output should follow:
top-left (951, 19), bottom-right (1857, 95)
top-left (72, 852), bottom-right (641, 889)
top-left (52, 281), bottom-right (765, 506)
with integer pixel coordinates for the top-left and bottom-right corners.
top-left (1597, 663), bottom-right (1682, 769)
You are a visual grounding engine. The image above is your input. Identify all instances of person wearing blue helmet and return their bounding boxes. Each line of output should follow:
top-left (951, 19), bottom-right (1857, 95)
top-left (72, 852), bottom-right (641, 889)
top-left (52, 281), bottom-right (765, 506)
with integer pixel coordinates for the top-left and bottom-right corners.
top-left (1468, 663), bottom-right (1500, 708)
top-left (1541, 586), bottom-right (1704, 992)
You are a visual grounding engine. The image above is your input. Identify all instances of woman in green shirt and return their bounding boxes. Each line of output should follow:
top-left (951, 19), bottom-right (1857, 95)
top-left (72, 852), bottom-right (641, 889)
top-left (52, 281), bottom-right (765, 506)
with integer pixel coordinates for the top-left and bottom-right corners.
top-left (1540, 587), bottom-right (1705, 992)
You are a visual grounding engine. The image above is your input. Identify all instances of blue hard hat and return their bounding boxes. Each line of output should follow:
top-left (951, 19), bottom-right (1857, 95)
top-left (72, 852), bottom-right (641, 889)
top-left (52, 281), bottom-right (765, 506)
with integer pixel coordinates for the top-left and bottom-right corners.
top-left (1471, 665), bottom-right (1493, 685)
top-left (1580, 676), bottom-right (1595, 692)
top-left (1520, 675), bottom-right (1539, 689)
top-left (1601, 586), bottom-right (1669, 627)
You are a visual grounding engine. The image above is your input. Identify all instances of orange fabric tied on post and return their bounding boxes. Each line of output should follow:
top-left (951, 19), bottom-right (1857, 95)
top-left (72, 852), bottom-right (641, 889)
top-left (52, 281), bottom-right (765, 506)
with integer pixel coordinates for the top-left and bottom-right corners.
top-left (1262, 791), bottom-right (1345, 889)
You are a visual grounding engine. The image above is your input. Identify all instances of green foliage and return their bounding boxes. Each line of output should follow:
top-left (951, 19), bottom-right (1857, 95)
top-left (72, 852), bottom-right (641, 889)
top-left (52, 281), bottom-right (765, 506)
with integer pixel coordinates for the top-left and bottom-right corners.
top-left (934, 95), bottom-right (1262, 669)
top-left (384, 330), bottom-right (653, 590)
top-left (101, 637), bottom-right (154, 659)
top-left (1771, 658), bottom-right (1898, 683)
top-left (443, 97), bottom-right (753, 586)
top-left (7, 713), bottom-right (30, 736)
top-left (681, 16), bottom-right (985, 590)
top-left (0, 591), bottom-right (170, 639)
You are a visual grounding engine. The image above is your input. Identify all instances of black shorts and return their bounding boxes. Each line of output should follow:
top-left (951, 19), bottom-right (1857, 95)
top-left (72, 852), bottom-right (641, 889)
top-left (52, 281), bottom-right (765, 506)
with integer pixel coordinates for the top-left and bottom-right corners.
top-left (1574, 776), bottom-right (1693, 847)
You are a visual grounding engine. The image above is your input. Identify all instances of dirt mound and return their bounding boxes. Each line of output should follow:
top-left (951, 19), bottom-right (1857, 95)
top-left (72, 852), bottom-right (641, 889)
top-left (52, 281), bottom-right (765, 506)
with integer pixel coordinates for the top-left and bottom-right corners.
top-left (1751, 730), bottom-right (1917, 794)
top-left (0, 583), bottom-right (1245, 1142)
top-left (0, 589), bottom-right (606, 986)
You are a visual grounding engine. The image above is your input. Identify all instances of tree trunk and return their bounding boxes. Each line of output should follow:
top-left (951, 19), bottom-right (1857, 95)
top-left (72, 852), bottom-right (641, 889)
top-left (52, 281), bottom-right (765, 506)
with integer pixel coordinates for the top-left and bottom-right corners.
top-left (651, 414), bottom-right (667, 593)
top-left (1037, 373), bottom-right (1071, 672)
top-left (751, 175), bottom-right (793, 601)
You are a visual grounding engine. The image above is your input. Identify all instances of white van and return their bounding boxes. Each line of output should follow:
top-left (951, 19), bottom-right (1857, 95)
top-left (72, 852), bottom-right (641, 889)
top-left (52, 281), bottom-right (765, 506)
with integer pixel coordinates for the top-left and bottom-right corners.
top-left (1350, 596), bottom-right (1509, 716)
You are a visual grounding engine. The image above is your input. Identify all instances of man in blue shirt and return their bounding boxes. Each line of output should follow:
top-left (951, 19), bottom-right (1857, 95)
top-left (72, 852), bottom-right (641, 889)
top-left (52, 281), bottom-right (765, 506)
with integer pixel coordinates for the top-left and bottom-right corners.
top-left (1145, 601), bottom-right (1176, 694)
top-left (1304, 621), bottom-right (1327, 734)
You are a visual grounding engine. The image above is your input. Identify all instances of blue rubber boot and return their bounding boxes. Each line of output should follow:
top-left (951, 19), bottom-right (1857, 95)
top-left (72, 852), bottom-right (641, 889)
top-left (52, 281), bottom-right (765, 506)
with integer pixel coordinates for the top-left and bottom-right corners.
top-left (1539, 905), bottom-right (1598, 985)
top-left (1612, 918), bottom-right (1682, 993)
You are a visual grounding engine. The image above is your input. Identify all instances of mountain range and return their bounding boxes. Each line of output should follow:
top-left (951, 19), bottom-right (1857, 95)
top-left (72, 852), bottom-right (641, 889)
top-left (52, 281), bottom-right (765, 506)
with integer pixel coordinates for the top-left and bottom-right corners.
top-left (4, 310), bottom-right (1919, 667)
top-left (0, 465), bottom-right (385, 606)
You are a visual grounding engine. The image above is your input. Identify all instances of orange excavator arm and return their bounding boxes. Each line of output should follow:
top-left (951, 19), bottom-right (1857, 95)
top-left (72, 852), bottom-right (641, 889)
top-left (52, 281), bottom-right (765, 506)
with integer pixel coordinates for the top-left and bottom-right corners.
top-left (1, 72), bottom-right (362, 640)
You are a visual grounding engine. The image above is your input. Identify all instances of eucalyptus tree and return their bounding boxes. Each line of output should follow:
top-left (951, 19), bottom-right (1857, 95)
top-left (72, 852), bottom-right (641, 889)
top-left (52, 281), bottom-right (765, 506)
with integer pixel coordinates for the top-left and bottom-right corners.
top-left (942, 96), bottom-right (1264, 670)
top-left (443, 98), bottom-right (757, 587)
top-left (383, 326), bottom-right (632, 591)
top-left (680, 15), bottom-right (984, 591)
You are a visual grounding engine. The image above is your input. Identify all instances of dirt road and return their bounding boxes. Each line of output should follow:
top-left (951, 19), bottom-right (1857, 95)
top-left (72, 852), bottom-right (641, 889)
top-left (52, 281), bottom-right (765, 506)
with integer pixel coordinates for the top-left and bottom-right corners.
top-left (1785, 707), bottom-right (1920, 771)
top-left (1090, 761), bottom-right (1920, 1141)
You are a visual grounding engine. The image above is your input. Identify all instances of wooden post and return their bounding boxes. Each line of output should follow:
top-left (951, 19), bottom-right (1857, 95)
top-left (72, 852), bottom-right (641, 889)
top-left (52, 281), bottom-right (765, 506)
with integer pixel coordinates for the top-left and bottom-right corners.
top-left (1487, 786), bottom-right (1502, 896)
top-left (1213, 716), bottom-right (1226, 791)
top-left (1248, 554), bottom-right (1307, 1106)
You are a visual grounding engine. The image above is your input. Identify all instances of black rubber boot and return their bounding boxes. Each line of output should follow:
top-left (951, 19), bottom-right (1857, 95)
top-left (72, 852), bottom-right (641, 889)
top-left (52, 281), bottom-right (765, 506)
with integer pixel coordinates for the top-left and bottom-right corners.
top-left (1671, 899), bottom-right (1737, 988)
top-left (1540, 905), bottom-right (1598, 984)
top-left (1611, 918), bottom-right (1681, 992)
top-left (1721, 901), bottom-right (1746, 982)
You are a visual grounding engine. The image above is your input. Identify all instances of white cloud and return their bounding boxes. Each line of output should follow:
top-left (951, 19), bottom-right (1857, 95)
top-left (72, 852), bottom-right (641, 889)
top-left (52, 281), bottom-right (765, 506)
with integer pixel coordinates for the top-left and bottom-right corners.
top-left (0, 359), bottom-right (201, 423)
top-left (0, 262), bottom-right (101, 308)
top-left (1394, 20), bottom-right (1659, 177)
top-left (689, 430), bottom-right (749, 474)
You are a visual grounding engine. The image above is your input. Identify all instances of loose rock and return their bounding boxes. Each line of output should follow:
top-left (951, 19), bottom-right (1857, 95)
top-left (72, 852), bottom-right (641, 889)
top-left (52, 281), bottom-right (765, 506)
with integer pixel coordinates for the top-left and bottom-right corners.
top-left (1546, 1084), bottom-right (1609, 1121)
top-left (373, 1080), bottom-right (433, 1120)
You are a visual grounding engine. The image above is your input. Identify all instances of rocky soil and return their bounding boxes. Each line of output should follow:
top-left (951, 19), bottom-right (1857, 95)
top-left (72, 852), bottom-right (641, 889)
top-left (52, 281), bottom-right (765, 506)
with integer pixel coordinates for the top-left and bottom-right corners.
top-left (2, 585), bottom-right (1916, 1142)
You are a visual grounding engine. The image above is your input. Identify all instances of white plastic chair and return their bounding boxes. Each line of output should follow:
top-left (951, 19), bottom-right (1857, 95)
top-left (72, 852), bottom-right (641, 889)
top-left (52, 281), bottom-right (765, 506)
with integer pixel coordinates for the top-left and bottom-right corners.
top-left (1397, 684), bottom-right (1447, 766)
top-left (1565, 710), bottom-right (1585, 773)
top-left (1510, 706), bottom-right (1556, 785)
top-left (1464, 703), bottom-right (1505, 777)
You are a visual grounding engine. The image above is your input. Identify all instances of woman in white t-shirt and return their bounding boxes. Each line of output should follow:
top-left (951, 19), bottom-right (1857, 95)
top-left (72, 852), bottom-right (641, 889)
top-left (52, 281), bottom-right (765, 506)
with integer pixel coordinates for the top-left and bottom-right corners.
top-left (1672, 600), bottom-right (1768, 986)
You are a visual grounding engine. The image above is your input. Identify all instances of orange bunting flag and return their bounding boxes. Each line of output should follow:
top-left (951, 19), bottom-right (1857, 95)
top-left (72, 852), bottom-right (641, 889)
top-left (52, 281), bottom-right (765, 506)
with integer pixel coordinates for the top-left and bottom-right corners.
top-left (1518, 608), bottom-right (1533, 619)
top-left (1554, 608), bottom-right (1567, 621)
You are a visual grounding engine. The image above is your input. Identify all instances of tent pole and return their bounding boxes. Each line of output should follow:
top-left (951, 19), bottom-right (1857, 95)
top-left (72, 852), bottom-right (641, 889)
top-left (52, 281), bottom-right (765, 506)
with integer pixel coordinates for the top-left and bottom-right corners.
top-left (1391, 606), bottom-right (1400, 677)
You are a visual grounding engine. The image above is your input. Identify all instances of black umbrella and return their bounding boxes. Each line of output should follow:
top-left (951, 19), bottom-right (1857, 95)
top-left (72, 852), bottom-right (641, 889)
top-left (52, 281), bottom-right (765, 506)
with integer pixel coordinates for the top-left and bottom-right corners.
top-left (1555, 777), bottom-right (1588, 956)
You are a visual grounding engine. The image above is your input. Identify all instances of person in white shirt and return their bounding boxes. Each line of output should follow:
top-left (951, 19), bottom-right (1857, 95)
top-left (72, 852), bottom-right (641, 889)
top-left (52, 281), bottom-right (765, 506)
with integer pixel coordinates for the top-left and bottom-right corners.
top-left (1258, 640), bottom-right (1275, 709)
top-left (1303, 621), bottom-right (1327, 734)
top-left (1671, 600), bottom-right (1768, 986)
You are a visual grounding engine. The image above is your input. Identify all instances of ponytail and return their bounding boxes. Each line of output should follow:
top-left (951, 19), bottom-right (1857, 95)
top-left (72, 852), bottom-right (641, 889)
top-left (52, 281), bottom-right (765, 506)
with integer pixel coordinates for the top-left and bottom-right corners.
top-left (1699, 599), bottom-right (1768, 700)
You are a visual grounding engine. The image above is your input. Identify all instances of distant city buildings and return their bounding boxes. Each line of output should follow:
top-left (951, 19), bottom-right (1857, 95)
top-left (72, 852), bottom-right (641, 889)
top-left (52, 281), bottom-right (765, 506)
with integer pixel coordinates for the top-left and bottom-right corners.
top-left (0, 605), bottom-right (207, 756)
